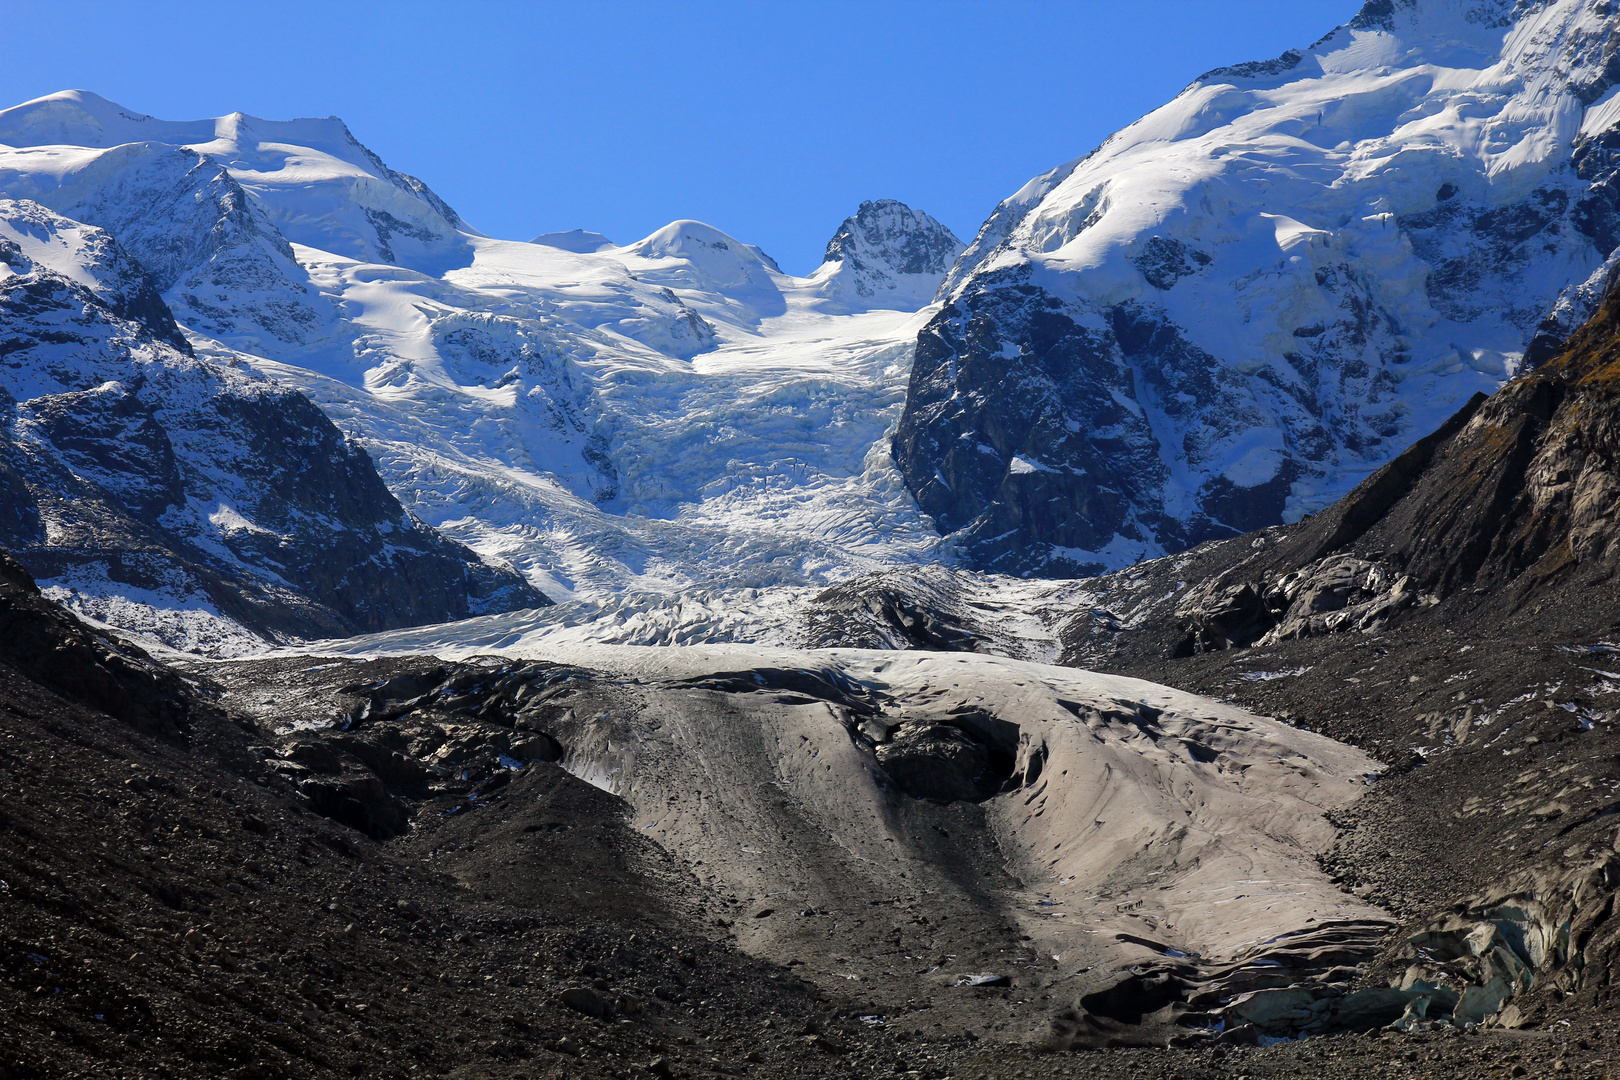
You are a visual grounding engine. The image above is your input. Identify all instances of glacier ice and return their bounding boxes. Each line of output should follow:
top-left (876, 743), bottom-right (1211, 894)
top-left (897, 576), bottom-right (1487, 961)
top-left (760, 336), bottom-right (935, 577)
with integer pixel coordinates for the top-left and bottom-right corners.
top-left (0, 96), bottom-right (969, 650)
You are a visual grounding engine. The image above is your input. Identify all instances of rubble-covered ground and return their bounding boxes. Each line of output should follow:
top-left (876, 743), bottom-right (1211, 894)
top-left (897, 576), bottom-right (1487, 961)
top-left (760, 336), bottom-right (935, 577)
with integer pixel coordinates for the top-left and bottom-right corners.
top-left (5, 545), bottom-right (1620, 1079)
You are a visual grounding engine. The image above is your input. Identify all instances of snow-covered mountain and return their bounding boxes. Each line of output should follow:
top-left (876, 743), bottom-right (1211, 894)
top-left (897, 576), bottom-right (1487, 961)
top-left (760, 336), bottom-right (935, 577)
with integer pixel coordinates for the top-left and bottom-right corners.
top-left (0, 90), bottom-right (966, 651)
top-left (0, 198), bottom-right (543, 651)
top-left (895, 0), bottom-right (1620, 575)
top-left (808, 199), bottom-right (964, 311)
top-left (530, 228), bottom-right (615, 253)
top-left (9, 0), bottom-right (1620, 654)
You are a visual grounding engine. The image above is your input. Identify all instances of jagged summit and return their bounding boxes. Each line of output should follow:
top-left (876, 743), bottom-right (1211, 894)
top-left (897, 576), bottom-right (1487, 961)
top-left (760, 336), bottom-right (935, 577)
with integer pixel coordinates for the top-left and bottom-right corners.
top-left (821, 199), bottom-right (963, 277)
top-left (811, 198), bottom-right (963, 311)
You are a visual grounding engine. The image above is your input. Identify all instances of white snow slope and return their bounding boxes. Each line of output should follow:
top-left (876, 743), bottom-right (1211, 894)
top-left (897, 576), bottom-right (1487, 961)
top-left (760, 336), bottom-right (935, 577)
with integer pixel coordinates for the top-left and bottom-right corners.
top-left (0, 90), bottom-right (966, 651)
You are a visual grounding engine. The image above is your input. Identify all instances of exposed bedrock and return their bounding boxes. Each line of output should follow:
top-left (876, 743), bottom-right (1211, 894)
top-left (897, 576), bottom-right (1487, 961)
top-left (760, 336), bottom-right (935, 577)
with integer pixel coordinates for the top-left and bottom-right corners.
top-left (1162, 277), bottom-right (1620, 659)
top-left (0, 199), bottom-right (547, 647)
top-left (892, 278), bottom-right (1293, 578)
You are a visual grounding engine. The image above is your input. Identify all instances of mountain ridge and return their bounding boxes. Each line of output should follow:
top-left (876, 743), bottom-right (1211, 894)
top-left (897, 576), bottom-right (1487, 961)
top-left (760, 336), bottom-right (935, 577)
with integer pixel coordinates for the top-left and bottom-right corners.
top-left (0, 93), bottom-right (969, 648)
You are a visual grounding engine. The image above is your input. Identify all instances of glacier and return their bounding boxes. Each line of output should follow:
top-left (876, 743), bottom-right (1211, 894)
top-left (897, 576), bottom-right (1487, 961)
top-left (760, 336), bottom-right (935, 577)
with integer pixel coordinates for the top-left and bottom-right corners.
top-left (0, 93), bottom-right (968, 651)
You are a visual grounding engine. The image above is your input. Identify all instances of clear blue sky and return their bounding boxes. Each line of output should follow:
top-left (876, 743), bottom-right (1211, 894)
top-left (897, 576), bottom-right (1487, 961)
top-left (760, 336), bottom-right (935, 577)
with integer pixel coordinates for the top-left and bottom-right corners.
top-left (2, 0), bottom-right (1363, 274)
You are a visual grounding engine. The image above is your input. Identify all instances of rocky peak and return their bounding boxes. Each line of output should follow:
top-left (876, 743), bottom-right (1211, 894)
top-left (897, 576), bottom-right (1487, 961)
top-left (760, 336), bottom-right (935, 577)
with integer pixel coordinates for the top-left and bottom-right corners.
top-left (812, 199), bottom-right (963, 311)
top-left (821, 199), bottom-right (963, 277)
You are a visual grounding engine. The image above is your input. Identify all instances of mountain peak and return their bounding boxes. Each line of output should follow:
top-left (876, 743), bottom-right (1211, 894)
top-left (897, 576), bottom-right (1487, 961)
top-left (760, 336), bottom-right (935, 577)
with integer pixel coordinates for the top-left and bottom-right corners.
top-left (812, 199), bottom-right (963, 311)
top-left (619, 219), bottom-right (781, 288)
top-left (821, 199), bottom-right (962, 273)
top-left (0, 90), bottom-right (158, 148)
top-left (531, 228), bottom-right (616, 253)
top-left (623, 220), bottom-right (766, 263)
top-left (0, 91), bottom-right (473, 273)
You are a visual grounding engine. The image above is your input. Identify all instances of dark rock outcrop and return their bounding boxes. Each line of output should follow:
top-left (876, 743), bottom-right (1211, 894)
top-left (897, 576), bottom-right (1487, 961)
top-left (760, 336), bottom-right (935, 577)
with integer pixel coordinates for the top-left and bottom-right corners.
top-left (1029, 275), bottom-right (1620, 668)
top-left (892, 272), bottom-right (1297, 577)
top-left (893, 0), bottom-right (1620, 577)
top-left (820, 200), bottom-right (962, 287)
top-left (0, 548), bottom-right (199, 739)
top-left (1158, 277), bottom-right (1620, 656)
top-left (0, 199), bottom-right (546, 647)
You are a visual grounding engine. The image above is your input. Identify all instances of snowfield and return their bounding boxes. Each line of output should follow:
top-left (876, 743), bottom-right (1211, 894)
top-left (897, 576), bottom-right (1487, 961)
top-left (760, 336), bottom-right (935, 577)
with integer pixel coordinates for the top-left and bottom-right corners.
top-left (0, 91), bottom-right (968, 651)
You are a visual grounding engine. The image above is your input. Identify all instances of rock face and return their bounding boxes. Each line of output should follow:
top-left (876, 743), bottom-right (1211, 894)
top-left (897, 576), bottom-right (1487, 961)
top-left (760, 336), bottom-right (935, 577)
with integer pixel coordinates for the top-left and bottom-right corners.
top-left (0, 547), bottom-right (201, 738)
top-left (896, 0), bottom-right (1620, 576)
top-left (0, 199), bottom-right (545, 649)
top-left (1172, 554), bottom-right (1428, 655)
top-left (809, 199), bottom-right (964, 311)
top-left (1165, 271), bottom-right (1620, 656)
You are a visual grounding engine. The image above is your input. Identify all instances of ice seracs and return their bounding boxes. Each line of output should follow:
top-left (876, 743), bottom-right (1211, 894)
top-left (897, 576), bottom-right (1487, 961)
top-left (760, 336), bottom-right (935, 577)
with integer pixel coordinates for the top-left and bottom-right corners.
top-left (0, 90), bottom-right (970, 649)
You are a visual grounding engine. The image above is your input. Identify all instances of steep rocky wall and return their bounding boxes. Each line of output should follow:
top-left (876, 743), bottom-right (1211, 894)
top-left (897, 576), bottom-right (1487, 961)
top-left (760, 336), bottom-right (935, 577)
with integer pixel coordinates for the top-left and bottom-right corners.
top-left (895, 0), bottom-right (1620, 576)
top-left (0, 199), bottom-right (546, 648)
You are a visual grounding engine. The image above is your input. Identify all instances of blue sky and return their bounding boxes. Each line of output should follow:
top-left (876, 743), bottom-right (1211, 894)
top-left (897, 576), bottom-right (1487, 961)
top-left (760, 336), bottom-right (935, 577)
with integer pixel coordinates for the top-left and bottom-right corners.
top-left (2, 0), bottom-right (1362, 274)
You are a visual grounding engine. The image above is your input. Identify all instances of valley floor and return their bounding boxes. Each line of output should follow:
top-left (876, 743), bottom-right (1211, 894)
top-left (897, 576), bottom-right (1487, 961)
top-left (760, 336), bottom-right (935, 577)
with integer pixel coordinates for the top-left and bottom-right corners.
top-left (2, 634), bottom-right (1617, 1079)
top-left (0, 529), bottom-right (1615, 1077)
